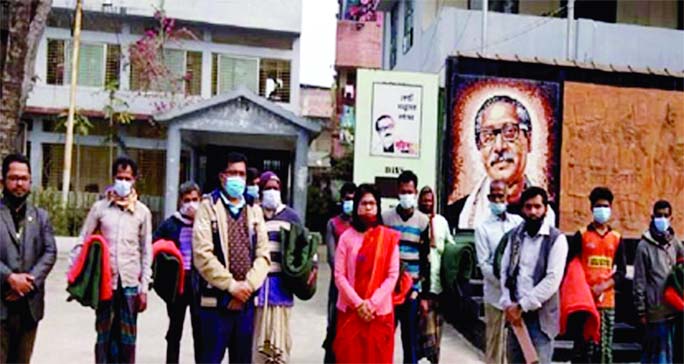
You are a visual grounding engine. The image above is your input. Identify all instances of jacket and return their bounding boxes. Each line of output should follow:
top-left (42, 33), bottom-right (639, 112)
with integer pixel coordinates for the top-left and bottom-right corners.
top-left (0, 201), bottom-right (57, 322)
top-left (633, 228), bottom-right (684, 322)
top-left (192, 190), bottom-right (270, 298)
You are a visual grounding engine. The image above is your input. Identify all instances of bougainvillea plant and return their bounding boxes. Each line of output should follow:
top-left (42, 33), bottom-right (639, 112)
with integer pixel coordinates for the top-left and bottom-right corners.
top-left (128, 8), bottom-right (197, 112)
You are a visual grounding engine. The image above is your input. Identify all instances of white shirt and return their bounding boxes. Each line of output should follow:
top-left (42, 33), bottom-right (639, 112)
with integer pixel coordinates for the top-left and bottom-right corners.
top-left (459, 177), bottom-right (557, 230)
top-left (428, 214), bottom-right (455, 294)
top-left (474, 211), bottom-right (524, 309)
top-left (499, 220), bottom-right (568, 312)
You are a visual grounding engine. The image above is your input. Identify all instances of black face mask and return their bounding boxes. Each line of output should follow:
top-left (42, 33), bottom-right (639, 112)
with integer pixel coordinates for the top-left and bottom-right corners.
top-left (524, 216), bottom-right (544, 236)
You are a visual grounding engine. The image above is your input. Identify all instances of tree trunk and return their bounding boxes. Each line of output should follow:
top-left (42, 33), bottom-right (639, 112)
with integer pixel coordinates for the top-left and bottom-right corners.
top-left (0, 0), bottom-right (53, 159)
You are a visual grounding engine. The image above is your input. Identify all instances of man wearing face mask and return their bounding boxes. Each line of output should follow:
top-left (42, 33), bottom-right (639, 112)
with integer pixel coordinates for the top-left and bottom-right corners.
top-left (245, 167), bottom-right (261, 205)
top-left (79, 156), bottom-right (153, 363)
top-left (252, 171), bottom-right (305, 363)
top-left (474, 179), bottom-right (523, 364)
top-left (499, 187), bottom-right (568, 364)
top-left (153, 181), bottom-right (202, 364)
top-left (567, 187), bottom-right (625, 364)
top-left (382, 170), bottom-right (430, 364)
top-left (0, 154), bottom-right (57, 364)
top-left (323, 182), bottom-right (356, 363)
top-left (633, 200), bottom-right (684, 364)
top-left (193, 152), bottom-right (270, 364)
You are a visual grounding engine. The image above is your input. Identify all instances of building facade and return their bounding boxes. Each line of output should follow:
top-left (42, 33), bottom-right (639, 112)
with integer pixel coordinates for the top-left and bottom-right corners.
top-left (378, 0), bottom-right (683, 79)
top-left (23, 0), bottom-right (321, 222)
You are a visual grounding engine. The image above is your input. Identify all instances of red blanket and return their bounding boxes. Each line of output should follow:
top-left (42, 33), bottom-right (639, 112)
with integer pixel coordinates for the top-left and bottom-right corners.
top-left (153, 239), bottom-right (185, 295)
top-left (67, 235), bottom-right (113, 302)
top-left (560, 258), bottom-right (600, 342)
top-left (664, 286), bottom-right (684, 311)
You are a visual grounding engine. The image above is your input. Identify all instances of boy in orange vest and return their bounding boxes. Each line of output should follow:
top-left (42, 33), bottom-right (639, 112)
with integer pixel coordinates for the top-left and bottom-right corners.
top-left (568, 187), bottom-right (626, 364)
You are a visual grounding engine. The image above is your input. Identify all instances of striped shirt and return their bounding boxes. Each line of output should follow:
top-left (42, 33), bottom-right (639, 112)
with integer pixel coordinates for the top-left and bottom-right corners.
top-left (383, 208), bottom-right (430, 293)
top-left (256, 205), bottom-right (302, 307)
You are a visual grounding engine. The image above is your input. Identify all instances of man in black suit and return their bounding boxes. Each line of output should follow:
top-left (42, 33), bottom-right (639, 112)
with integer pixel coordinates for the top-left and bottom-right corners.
top-left (0, 153), bottom-right (57, 363)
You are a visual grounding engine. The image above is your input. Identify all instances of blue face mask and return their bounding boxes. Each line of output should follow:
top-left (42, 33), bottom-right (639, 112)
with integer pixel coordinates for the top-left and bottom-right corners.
top-left (592, 207), bottom-right (611, 224)
top-left (654, 217), bottom-right (670, 233)
top-left (113, 179), bottom-right (133, 197)
top-left (489, 202), bottom-right (507, 216)
top-left (342, 200), bottom-right (354, 215)
top-left (224, 176), bottom-right (246, 199)
top-left (246, 185), bottom-right (259, 199)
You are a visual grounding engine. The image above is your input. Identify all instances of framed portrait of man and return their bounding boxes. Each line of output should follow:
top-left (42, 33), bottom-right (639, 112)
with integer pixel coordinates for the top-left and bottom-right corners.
top-left (369, 82), bottom-right (422, 158)
top-left (445, 75), bottom-right (561, 230)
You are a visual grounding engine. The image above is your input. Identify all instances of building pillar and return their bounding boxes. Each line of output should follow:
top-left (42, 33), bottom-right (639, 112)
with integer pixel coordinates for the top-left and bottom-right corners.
top-left (29, 119), bottom-right (44, 188)
top-left (164, 124), bottom-right (182, 218)
top-left (120, 23), bottom-right (131, 90)
top-left (292, 131), bottom-right (309, 223)
top-left (201, 29), bottom-right (212, 98)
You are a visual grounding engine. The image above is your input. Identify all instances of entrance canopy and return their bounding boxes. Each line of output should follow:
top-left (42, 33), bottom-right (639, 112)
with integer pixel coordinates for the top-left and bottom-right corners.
top-left (156, 87), bottom-right (321, 219)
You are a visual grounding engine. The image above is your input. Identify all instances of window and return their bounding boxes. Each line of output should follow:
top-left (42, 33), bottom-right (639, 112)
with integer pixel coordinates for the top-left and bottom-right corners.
top-left (47, 39), bottom-right (120, 88)
top-left (211, 53), bottom-right (259, 95)
top-left (185, 51), bottom-right (202, 96)
top-left (403, 0), bottom-right (414, 54)
top-left (130, 48), bottom-right (202, 95)
top-left (47, 39), bottom-right (65, 85)
top-left (259, 59), bottom-right (291, 103)
top-left (389, 3), bottom-right (399, 68)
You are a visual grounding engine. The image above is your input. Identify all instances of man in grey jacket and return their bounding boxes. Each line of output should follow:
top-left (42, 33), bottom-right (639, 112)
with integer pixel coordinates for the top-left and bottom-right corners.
top-left (633, 200), bottom-right (684, 364)
top-left (0, 154), bottom-right (57, 363)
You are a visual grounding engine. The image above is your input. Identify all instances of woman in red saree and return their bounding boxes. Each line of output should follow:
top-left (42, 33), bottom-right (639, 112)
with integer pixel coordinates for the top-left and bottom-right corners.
top-left (333, 183), bottom-right (401, 364)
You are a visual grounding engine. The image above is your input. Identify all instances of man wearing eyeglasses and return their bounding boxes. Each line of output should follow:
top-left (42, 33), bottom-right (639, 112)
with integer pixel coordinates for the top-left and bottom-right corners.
top-left (375, 115), bottom-right (397, 153)
top-left (447, 95), bottom-right (556, 231)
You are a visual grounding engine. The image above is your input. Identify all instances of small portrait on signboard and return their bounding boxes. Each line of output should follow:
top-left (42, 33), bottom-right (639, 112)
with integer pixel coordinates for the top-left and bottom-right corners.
top-left (370, 82), bottom-right (422, 158)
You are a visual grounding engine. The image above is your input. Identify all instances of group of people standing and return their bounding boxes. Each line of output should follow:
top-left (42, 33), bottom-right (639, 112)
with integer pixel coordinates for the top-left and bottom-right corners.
top-left (0, 152), bottom-right (313, 364)
top-left (322, 170), bottom-right (455, 364)
top-left (475, 181), bottom-right (683, 364)
top-left (1, 149), bottom-right (682, 364)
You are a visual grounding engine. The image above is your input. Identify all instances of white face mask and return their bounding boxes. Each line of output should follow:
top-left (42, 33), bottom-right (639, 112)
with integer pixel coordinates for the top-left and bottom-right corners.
top-left (180, 201), bottom-right (200, 218)
top-left (113, 179), bottom-right (133, 197)
top-left (398, 193), bottom-right (417, 210)
top-left (261, 189), bottom-right (282, 210)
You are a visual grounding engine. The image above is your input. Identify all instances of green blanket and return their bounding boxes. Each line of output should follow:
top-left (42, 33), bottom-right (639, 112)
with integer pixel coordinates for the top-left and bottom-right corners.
top-left (67, 243), bottom-right (103, 310)
top-left (441, 232), bottom-right (476, 298)
top-left (153, 253), bottom-right (182, 304)
top-left (281, 224), bottom-right (317, 300)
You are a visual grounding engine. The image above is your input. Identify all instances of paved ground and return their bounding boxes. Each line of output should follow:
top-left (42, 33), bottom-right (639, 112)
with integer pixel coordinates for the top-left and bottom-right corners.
top-left (31, 238), bottom-right (483, 363)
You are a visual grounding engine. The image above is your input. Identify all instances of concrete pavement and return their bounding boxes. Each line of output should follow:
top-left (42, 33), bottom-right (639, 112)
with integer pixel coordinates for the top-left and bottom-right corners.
top-left (31, 237), bottom-right (483, 363)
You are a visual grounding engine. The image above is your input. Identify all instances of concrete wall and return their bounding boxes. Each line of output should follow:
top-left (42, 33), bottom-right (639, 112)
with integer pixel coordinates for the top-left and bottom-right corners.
top-left (336, 20), bottom-right (384, 69)
top-left (384, 6), bottom-right (684, 75)
top-left (52, 0), bottom-right (302, 34)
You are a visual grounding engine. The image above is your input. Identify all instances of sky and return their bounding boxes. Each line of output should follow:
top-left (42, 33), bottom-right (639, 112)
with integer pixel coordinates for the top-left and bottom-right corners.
top-left (299, 0), bottom-right (338, 88)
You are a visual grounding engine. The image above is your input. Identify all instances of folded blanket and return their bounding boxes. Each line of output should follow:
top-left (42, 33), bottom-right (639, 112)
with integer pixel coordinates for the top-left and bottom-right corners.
top-left (560, 257), bottom-right (600, 342)
top-left (67, 235), bottom-right (112, 309)
top-left (441, 238), bottom-right (475, 297)
top-left (393, 269), bottom-right (413, 306)
top-left (664, 261), bottom-right (684, 311)
top-left (152, 239), bottom-right (185, 304)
